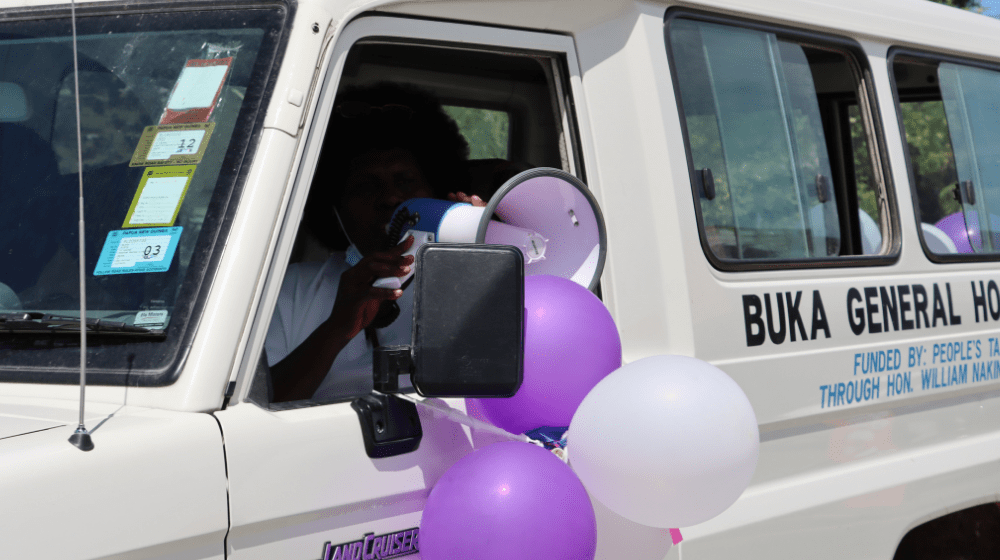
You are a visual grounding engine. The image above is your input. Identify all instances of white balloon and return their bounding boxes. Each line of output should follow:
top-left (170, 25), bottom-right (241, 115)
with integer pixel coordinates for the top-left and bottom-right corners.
top-left (568, 355), bottom-right (759, 528)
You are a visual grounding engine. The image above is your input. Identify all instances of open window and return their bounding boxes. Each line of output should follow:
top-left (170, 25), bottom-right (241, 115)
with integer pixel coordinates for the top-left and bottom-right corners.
top-left (256, 37), bottom-right (578, 408)
top-left (666, 13), bottom-right (893, 268)
top-left (892, 51), bottom-right (1000, 259)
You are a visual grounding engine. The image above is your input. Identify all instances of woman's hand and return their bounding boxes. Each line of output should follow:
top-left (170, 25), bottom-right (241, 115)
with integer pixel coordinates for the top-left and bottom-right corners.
top-left (270, 237), bottom-right (414, 403)
top-left (447, 191), bottom-right (487, 207)
top-left (328, 235), bottom-right (415, 340)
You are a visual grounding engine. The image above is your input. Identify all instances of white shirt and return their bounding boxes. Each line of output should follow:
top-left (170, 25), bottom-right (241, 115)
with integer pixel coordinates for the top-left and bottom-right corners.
top-left (264, 252), bottom-right (414, 401)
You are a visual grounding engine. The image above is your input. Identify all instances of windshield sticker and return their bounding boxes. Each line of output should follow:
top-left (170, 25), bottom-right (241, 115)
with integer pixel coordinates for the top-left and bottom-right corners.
top-left (160, 58), bottom-right (232, 124)
top-left (94, 227), bottom-right (182, 276)
top-left (123, 166), bottom-right (196, 228)
top-left (134, 310), bottom-right (169, 329)
top-left (130, 123), bottom-right (215, 167)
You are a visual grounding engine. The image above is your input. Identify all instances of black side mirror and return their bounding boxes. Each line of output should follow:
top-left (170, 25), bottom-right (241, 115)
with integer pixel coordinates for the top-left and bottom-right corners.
top-left (357, 243), bottom-right (523, 458)
top-left (373, 243), bottom-right (524, 397)
top-left (412, 243), bottom-right (524, 396)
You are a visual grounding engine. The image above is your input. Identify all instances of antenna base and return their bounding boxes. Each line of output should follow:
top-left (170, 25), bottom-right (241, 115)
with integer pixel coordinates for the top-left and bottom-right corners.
top-left (68, 429), bottom-right (94, 452)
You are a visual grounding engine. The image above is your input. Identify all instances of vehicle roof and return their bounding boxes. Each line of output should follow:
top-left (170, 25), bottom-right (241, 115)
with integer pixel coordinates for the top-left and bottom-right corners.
top-left (377, 0), bottom-right (1000, 62)
top-left (6, 0), bottom-right (999, 63)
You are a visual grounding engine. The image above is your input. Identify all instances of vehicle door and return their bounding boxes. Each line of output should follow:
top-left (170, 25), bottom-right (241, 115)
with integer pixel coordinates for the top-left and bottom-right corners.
top-left (214, 14), bottom-right (588, 559)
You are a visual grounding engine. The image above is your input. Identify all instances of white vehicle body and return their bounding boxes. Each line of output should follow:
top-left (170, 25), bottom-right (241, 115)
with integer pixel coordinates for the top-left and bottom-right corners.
top-left (0, 0), bottom-right (998, 559)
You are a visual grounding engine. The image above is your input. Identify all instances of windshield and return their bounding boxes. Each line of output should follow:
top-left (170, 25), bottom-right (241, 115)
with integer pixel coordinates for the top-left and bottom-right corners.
top-left (0, 4), bottom-right (287, 385)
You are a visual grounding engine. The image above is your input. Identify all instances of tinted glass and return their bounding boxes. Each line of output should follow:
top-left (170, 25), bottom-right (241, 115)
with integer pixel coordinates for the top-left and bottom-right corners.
top-left (669, 18), bottom-right (884, 263)
top-left (894, 56), bottom-right (1000, 255)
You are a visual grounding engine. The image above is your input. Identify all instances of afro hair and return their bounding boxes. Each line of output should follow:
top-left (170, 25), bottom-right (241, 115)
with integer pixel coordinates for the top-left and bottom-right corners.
top-left (303, 82), bottom-right (470, 250)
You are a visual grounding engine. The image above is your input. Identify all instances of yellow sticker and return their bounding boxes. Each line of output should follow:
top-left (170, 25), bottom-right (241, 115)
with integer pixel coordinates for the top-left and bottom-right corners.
top-left (122, 166), bottom-right (196, 228)
top-left (129, 123), bottom-right (215, 167)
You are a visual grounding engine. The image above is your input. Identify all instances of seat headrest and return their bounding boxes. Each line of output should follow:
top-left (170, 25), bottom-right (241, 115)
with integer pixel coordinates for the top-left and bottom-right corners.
top-left (0, 82), bottom-right (28, 122)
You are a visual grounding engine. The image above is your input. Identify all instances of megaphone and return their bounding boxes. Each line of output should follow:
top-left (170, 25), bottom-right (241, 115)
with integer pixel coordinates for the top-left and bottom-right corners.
top-left (373, 167), bottom-right (607, 291)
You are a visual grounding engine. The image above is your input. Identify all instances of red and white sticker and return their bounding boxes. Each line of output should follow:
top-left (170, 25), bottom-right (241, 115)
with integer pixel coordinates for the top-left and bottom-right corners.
top-left (160, 58), bottom-right (232, 124)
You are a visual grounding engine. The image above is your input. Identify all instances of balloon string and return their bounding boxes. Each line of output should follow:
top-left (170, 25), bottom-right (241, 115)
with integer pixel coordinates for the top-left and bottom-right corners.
top-left (393, 393), bottom-right (531, 443)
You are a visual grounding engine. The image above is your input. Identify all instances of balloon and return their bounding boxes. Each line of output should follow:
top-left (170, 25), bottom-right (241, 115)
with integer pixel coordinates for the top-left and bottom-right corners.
top-left (568, 355), bottom-right (759, 528)
top-left (935, 211), bottom-right (1000, 254)
top-left (471, 275), bottom-right (621, 434)
top-left (420, 441), bottom-right (597, 560)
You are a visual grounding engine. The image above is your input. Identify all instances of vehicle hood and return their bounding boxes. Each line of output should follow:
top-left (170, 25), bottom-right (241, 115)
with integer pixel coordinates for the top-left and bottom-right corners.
top-left (0, 399), bottom-right (112, 441)
top-left (0, 414), bottom-right (65, 440)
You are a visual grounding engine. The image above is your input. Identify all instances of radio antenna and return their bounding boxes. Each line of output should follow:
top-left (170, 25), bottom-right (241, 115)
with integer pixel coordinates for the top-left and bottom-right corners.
top-left (67, 0), bottom-right (93, 452)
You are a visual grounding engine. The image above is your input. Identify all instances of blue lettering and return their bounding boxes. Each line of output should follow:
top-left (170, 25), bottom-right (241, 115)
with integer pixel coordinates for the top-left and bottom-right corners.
top-left (973, 360), bottom-right (1000, 382)
top-left (886, 372), bottom-right (912, 396)
top-left (820, 378), bottom-right (881, 409)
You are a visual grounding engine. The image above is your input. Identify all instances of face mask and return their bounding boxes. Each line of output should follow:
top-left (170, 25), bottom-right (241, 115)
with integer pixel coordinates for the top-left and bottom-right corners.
top-left (345, 244), bottom-right (364, 267)
top-left (334, 206), bottom-right (364, 267)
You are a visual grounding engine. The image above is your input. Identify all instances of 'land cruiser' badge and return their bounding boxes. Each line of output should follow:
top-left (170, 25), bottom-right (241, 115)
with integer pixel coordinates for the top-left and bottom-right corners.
top-left (318, 528), bottom-right (418, 560)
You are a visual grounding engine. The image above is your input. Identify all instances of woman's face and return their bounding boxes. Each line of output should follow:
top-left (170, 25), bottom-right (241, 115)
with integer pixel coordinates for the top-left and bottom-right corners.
top-left (337, 148), bottom-right (434, 255)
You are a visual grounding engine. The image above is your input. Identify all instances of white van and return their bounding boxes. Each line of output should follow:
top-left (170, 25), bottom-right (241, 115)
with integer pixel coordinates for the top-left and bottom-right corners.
top-left (1, 0), bottom-right (999, 558)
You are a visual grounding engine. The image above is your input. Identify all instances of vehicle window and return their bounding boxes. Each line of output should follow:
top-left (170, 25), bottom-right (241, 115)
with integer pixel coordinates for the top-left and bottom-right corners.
top-left (894, 54), bottom-right (1000, 256)
top-left (0, 8), bottom-right (286, 384)
top-left (443, 105), bottom-right (510, 159)
top-left (667, 17), bottom-right (887, 264)
top-left (848, 105), bottom-right (883, 254)
top-left (261, 42), bottom-right (569, 407)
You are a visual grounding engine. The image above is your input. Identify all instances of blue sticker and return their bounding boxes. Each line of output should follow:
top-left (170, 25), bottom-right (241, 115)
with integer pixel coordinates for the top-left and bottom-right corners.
top-left (94, 227), bottom-right (182, 276)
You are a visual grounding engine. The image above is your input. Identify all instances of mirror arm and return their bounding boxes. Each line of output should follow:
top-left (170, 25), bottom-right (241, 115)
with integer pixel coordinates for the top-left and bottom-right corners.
top-left (373, 345), bottom-right (413, 394)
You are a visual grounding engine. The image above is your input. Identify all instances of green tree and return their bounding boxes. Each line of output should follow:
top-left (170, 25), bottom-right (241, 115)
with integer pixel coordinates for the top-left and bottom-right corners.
top-left (927, 0), bottom-right (984, 13)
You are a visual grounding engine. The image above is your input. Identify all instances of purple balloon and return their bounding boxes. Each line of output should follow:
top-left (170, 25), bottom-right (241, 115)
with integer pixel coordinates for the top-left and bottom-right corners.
top-left (471, 275), bottom-right (621, 435)
top-left (936, 212), bottom-right (1000, 253)
top-left (420, 441), bottom-right (597, 560)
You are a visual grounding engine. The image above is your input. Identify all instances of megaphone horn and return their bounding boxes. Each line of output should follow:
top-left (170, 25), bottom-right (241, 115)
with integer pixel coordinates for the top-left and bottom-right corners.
top-left (373, 167), bottom-right (607, 292)
top-left (478, 168), bottom-right (607, 291)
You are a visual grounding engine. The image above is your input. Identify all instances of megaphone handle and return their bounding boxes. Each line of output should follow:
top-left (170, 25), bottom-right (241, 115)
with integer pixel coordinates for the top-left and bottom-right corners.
top-left (372, 230), bottom-right (431, 289)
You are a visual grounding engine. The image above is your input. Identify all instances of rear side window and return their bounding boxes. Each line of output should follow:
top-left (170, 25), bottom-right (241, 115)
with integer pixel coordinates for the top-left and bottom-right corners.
top-left (666, 15), bottom-right (890, 267)
top-left (893, 53), bottom-right (1000, 258)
